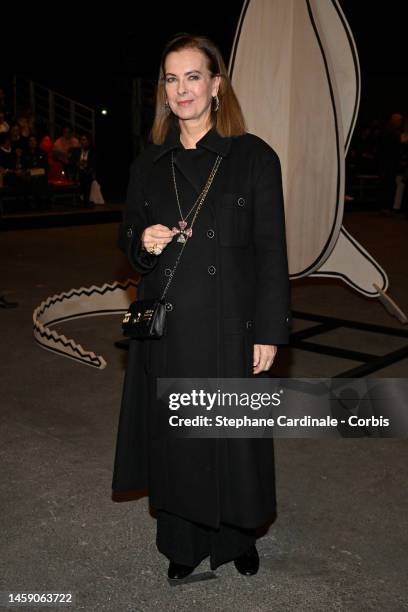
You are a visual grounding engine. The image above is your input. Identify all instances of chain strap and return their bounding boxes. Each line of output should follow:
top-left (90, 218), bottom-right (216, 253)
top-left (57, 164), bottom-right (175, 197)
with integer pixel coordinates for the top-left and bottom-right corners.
top-left (160, 154), bottom-right (223, 301)
top-left (171, 150), bottom-right (203, 222)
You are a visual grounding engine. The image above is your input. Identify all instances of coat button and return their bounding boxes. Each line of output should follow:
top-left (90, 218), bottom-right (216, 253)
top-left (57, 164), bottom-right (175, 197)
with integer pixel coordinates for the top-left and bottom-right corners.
top-left (165, 302), bottom-right (173, 311)
top-left (208, 265), bottom-right (216, 275)
top-left (237, 197), bottom-right (245, 206)
top-left (164, 268), bottom-right (172, 277)
top-left (206, 229), bottom-right (215, 238)
top-left (126, 227), bottom-right (133, 238)
top-left (144, 201), bottom-right (149, 207)
top-left (246, 320), bottom-right (253, 329)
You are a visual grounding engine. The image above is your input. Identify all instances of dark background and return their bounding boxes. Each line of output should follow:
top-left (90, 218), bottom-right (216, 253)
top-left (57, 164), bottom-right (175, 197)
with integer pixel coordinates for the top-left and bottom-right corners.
top-left (1, 0), bottom-right (407, 200)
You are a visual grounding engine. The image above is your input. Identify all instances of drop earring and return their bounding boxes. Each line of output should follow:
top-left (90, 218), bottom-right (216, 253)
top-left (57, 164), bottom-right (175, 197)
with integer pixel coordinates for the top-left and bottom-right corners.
top-left (212, 94), bottom-right (219, 112)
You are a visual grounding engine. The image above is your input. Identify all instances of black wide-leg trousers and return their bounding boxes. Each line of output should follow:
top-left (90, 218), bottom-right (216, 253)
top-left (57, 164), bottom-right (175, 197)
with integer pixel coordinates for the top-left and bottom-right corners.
top-left (156, 509), bottom-right (256, 570)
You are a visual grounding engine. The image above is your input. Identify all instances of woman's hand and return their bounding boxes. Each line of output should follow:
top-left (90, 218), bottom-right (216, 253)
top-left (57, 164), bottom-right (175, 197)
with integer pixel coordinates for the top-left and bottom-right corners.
top-left (141, 224), bottom-right (177, 253)
top-left (253, 344), bottom-right (277, 375)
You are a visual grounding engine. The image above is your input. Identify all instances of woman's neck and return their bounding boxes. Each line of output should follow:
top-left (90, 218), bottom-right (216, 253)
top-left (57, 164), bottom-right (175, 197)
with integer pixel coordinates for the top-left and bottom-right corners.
top-left (179, 121), bottom-right (212, 149)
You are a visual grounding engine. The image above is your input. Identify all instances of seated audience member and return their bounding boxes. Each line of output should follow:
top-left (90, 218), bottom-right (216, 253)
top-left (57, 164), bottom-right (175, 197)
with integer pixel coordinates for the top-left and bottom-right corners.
top-left (9, 124), bottom-right (26, 151)
top-left (0, 133), bottom-right (14, 186)
top-left (16, 115), bottom-right (33, 146)
top-left (39, 134), bottom-right (64, 182)
top-left (8, 117), bottom-right (31, 151)
top-left (22, 135), bottom-right (49, 209)
top-left (0, 88), bottom-right (7, 113)
top-left (23, 135), bottom-right (48, 173)
top-left (39, 133), bottom-right (55, 167)
top-left (18, 107), bottom-right (36, 127)
top-left (0, 88), bottom-right (13, 126)
top-left (69, 133), bottom-right (96, 206)
top-left (377, 113), bottom-right (403, 213)
top-left (0, 111), bottom-right (10, 134)
top-left (52, 125), bottom-right (80, 169)
top-left (0, 135), bottom-right (26, 199)
top-left (0, 133), bottom-right (12, 163)
top-left (39, 134), bottom-right (54, 155)
top-left (39, 133), bottom-right (75, 185)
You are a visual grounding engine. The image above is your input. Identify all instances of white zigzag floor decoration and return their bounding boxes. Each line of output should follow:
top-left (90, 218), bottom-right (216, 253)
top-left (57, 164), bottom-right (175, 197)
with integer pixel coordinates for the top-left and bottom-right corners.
top-left (32, 279), bottom-right (137, 369)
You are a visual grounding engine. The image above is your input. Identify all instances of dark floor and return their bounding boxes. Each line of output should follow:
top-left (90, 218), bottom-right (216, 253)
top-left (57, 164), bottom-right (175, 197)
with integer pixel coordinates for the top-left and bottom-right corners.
top-left (0, 201), bottom-right (123, 230)
top-left (0, 211), bottom-right (407, 611)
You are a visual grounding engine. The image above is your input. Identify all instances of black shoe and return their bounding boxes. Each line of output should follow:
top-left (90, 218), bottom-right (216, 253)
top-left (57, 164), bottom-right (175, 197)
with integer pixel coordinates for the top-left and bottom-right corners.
top-left (233, 544), bottom-right (259, 576)
top-left (167, 561), bottom-right (195, 580)
top-left (0, 295), bottom-right (18, 308)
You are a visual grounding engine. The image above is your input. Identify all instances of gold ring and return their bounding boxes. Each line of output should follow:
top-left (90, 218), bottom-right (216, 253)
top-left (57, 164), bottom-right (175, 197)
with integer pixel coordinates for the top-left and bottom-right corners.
top-left (148, 243), bottom-right (162, 255)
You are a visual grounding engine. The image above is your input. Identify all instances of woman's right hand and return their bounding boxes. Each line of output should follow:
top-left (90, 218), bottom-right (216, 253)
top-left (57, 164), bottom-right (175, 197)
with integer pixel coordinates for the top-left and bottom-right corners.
top-left (141, 224), bottom-right (177, 253)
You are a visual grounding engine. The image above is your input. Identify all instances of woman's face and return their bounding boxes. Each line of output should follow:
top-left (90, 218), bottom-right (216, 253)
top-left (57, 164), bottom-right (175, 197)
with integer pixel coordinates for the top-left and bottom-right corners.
top-left (164, 48), bottom-right (220, 125)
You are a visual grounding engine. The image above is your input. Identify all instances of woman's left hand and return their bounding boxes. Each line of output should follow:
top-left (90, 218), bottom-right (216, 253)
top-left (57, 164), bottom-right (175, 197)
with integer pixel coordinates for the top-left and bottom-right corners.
top-left (253, 344), bottom-right (277, 375)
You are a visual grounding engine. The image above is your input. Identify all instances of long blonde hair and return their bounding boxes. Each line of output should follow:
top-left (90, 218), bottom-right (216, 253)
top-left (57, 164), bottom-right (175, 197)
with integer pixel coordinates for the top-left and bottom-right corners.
top-left (150, 32), bottom-right (247, 144)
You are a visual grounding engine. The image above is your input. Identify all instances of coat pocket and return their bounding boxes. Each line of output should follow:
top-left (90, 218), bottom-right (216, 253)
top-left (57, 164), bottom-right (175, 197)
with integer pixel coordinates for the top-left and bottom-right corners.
top-left (218, 192), bottom-right (252, 248)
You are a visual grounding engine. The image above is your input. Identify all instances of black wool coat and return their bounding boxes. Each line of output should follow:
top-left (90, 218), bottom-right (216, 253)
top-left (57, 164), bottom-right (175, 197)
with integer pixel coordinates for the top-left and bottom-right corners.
top-left (112, 123), bottom-right (291, 529)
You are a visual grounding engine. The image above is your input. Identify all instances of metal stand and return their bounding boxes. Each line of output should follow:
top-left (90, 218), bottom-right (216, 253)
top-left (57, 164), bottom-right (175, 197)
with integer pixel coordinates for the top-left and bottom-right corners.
top-left (291, 311), bottom-right (408, 377)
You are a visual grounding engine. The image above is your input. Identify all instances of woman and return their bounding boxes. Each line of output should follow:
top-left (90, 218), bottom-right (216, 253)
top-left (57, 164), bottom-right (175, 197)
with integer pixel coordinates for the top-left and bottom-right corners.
top-left (112, 33), bottom-right (291, 580)
top-left (68, 133), bottom-right (97, 206)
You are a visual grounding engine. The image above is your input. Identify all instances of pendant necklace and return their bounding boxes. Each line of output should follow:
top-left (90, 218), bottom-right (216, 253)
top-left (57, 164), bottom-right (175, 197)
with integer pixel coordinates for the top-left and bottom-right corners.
top-left (171, 149), bottom-right (221, 243)
top-left (171, 150), bottom-right (202, 243)
top-left (170, 149), bottom-right (223, 243)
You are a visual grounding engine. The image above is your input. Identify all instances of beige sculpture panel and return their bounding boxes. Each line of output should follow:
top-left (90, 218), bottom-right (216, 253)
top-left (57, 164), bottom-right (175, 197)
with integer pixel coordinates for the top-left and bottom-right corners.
top-left (229, 0), bottom-right (344, 275)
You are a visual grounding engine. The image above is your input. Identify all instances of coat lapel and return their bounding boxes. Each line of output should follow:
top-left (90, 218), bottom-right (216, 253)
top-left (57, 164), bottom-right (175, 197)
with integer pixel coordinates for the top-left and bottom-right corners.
top-left (176, 147), bottom-right (224, 197)
top-left (152, 123), bottom-right (231, 214)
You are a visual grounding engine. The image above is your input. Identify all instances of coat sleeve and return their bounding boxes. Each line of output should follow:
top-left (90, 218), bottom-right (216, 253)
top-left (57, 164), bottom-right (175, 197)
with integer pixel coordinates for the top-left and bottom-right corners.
top-left (252, 150), bottom-right (291, 344)
top-left (118, 156), bottom-right (159, 275)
